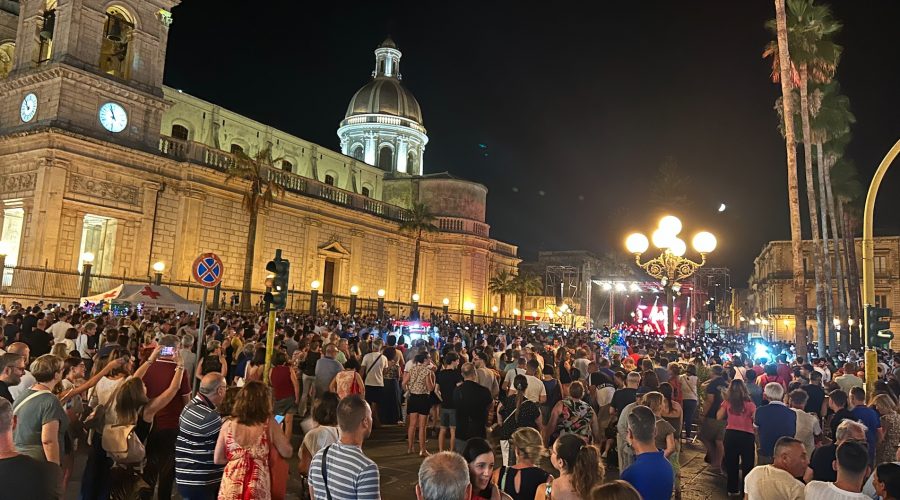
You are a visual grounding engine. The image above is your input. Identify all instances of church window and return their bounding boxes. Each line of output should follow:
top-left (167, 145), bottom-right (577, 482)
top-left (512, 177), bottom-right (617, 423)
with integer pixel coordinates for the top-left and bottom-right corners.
top-left (99, 7), bottom-right (135, 80)
top-left (171, 125), bottom-right (189, 140)
top-left (378, 146), bottom-right (393, 170)
top-left (0, 42), bottom-right (15, 78)
top-left (282, 160), bottom-right (293, 173)
top-left (324, 175), bottom-right (335, 186)
top-left (352, 145), bottom-right (364, 161)
top-left (79, 214), bottom-right (117, 275)
top-left (361, 186), bottom-right (370, 197)
top-left (230, 144), bottom-right (244, 154)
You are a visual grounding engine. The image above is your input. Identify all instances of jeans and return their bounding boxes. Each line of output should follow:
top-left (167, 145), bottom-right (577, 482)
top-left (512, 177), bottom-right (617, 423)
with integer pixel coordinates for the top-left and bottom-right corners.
top-left (300, 374), bottom-right (316, 416)
top-left (144, 427), bottom-right (179, 500)
top-left (177, 484), bottom-right (220, 500)
top-left (723, 429), bottom-right (755, 494)
top-left (682, 399), bottom-right (698, 439)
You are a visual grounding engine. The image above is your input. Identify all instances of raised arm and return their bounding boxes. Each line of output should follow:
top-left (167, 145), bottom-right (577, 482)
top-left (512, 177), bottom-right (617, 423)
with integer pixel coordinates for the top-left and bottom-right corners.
top-left (133, 346), bottom-right (162, 380)
top-left (143, 355), bottom-right (186, 422)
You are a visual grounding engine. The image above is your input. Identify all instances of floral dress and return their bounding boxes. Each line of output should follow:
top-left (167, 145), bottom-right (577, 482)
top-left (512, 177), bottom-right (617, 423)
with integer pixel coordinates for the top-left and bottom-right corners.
top-left (558, 398), bottom-right (595, 442)
top-left (878, 412), bottom-right (900, 465)
top-left (218, 424), bottom-right (271, 500)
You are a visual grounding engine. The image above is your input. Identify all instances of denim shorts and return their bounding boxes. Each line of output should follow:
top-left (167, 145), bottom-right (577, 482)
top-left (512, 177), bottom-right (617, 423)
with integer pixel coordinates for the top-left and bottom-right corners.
top-left (440, 408), bottom-right (457, 428)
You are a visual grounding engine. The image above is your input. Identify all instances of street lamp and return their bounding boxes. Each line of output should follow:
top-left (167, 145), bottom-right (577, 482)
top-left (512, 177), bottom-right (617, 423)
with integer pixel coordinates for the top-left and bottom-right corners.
top-left (442, 297), bottom-right (450, 316)
top-left (80, 251), bottom-right (95, 300)
top-left (411, 293), bottom-right (420, 319)
top-left (464, 301), bottom-right (475, 323)
top-left (626, 216), bottom-right (716, 351)
top-left (349, 285), bottom-right (359, 316)
top-left (512, 308), bottom-right (521, 324)
top-left (310, 280), bottom-right (320, 317)
top-left (152, 261), bottom-right (165, 286)
top-left (377, 289), bottom-right (386, 320)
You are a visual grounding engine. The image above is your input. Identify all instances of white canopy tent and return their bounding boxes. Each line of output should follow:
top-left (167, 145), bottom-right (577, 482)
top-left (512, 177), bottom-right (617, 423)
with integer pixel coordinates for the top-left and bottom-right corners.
top-left (80, 284), bottom-right (200, 313)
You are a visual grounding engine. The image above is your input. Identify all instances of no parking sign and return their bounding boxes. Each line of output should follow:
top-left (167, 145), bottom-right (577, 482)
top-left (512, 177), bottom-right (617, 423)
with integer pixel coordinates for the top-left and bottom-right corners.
top-left (192, 253), bottom-right (224, 288)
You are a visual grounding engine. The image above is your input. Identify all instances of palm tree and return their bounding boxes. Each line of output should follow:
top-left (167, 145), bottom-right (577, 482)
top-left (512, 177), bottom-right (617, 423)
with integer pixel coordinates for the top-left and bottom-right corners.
top-left (488, 269), bottom-right (516, 317)
top-left (772, 0), bottom-right (808, 356)
top-left (399, 202), bottom-right (438, 299)
top-left (225, 146), bottom-right (284, 310)
top-left (831, 157), bottom-right (865, 347)
top-left (511, 273), bottom-right (542, 324)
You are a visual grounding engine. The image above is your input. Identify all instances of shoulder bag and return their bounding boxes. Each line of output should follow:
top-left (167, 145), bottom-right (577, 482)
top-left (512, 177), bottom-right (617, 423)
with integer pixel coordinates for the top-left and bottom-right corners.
top-left (320, 445), bottom-right (334, 500)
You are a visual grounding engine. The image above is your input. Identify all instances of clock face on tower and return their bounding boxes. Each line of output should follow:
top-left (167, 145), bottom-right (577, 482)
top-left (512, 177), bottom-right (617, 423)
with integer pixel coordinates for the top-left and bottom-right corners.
top-left (20, 93), bottom-right (37, 123)
top-left (98, 102), bottom-right (128, 133)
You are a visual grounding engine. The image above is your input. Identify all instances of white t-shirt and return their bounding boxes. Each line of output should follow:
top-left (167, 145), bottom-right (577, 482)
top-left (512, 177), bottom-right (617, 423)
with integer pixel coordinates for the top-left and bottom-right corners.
top-left (47, 321), bottom-right (73, 343)
top-left (793, 408), bottom-right (822, 456)
top-left (361, 352), bottom-right (386, 387)
top-left (804, 481), bottom-right (869, 499)
top-left (509, 374), bottom-right (546, 403)
top-left (573, 358), bottom-right (590, 380)
top-left (745, 464), bottom-right (805, 500)
top-left (596, 386), bottom-right (615, 407)
top-left (503, 368), bottom-right (526, 389)
top-left (301, 425), bottom-right (340, 457)
top-left (8, 370), bottom-right (36, 401)
top-left (92, 376), bottom-right (126, 406)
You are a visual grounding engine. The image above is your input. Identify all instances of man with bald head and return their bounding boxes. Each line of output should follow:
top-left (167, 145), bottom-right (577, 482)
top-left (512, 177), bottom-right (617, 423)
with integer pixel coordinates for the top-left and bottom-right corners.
top-left (5, 343), bottom-right (34, 402)
top-left (175, 373), bottom-right (226, 499)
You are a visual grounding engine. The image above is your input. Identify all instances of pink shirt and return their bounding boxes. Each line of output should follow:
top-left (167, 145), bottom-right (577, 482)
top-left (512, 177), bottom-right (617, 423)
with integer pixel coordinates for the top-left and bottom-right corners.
top-left (721, 400), bottom-right (756, 434)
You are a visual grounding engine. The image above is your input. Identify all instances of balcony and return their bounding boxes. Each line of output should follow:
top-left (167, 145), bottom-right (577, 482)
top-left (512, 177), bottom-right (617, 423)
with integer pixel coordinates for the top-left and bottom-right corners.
top-left (438, 217), bottom-right (489, 238)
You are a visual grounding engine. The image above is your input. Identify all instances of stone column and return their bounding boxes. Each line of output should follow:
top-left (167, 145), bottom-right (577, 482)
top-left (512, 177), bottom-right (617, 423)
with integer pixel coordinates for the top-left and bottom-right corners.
top-left (170, 188), bottom-right (204, 282)
top-left (303, 217), bottom-right (321, 287)
top-left (364, 133), bottom-right (377, 166)
top-left (396, 137), bottom-right (408, 174)
top-left (132, 181), bottom-right (162, 277)
top-left (24, 158), bottom-right (67, 267)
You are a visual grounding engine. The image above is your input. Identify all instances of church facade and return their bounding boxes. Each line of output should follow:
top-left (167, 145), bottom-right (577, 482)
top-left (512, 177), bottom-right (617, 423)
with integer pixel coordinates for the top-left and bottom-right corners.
top-left (0, 0), bottom-right (519, 312)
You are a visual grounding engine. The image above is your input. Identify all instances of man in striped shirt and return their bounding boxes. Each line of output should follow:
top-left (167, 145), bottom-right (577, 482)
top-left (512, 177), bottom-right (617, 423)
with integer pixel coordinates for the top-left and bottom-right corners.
top-left (175, 373), bottom-right (227, 500)
top-left (309, 394), bottom-right (381, 500)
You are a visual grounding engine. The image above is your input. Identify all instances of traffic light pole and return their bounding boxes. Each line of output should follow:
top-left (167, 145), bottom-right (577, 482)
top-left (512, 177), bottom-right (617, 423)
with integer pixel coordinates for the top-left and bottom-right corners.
top-left (262, 248), bottom-right (289, 385)
top-left (263, 301), bottom-right (276, 385)
top-left (863, 138), bottom-right (899, 400)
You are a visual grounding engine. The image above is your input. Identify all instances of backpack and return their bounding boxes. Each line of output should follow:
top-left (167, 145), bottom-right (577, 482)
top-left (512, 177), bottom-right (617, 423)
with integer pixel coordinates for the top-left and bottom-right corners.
top-left (101, 404), bottom-right (147, 465)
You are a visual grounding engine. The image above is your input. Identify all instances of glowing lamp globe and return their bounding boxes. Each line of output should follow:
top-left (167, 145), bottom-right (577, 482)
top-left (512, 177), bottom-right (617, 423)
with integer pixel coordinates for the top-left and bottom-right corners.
top-left (651, 229), bottom-right (675, 249)
top-left (669, 238), bottom-right (687, 257)
top-left (81, 252), bottom-right (95, 264)
top-left (464, 301), bottom-right (475, 311)
top-left (442, 298), bottom-right (450, 306)
top-left (491, 305), bottom-right (499, 313)
top-left (350, 285), bottom-right (359, 295)
top-left (512, 308), bottom-right (521, 316)
top-left (310, 280), bottom-right (321, 291)
top-left (377, 289), bottom-right (386, 298)
top-left (658, 215), bottom-right (683, 236)
top-left (601, 282), bottom-right (612, 291)
top-left (412, 293), bottom-right (420, 302)
top-left (692, 231), bottom-right (717, 253)
top-left (625, 233), bottom-right (650, 254)
top-left (152, 261), bottom-right (165, 273)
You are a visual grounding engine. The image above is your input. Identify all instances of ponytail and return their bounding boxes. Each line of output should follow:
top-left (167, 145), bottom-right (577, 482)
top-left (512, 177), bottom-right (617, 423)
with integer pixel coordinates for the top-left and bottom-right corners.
top-left (571, 444), bottom-right (604, 496)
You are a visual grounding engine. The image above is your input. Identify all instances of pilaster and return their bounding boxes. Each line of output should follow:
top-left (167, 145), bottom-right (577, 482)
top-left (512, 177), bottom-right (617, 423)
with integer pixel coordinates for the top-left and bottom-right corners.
top-left (132, 181), bottom-right (162, 277)
top-left (303, 217), bottom-right (321, 287)
top-left (23, 157), bottom-right (68, 267)
top-left (170, 187), bottom-right (204, 281)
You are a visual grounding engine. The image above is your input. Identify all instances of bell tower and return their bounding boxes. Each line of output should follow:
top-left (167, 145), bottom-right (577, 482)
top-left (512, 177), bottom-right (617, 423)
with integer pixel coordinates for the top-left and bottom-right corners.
top-left (0, 0), bottom-right (179, 150)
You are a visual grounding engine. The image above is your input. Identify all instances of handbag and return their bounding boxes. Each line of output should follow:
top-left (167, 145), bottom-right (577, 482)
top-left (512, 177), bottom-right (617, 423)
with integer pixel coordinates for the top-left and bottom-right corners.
top-left (349, 374), bottom-right (362, 395)
top-left (101, 423), bottom-right (145, 465)
top-left (269, 427), bottom-right (288, 500)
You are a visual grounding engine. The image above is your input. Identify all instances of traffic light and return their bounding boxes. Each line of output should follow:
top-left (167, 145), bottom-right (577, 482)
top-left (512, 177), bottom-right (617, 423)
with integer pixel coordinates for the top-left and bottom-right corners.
top-left (867, 305), bottom-right (893, 347)
top-left (264, 250), bottom-right (290, 310)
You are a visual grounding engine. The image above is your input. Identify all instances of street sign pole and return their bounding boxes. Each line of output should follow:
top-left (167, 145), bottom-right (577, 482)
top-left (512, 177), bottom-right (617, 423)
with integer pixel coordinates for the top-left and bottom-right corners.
top-left (193, 287), bottom-right (208, 395)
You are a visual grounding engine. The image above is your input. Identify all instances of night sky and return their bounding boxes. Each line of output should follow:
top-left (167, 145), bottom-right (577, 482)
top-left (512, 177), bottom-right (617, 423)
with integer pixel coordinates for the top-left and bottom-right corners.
top-left (163, 1), bottom-right (900, 285)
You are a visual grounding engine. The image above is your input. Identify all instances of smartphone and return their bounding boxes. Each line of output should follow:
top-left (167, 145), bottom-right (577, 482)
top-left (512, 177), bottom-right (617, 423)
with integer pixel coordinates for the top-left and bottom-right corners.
top-left (160, 346), bottom-right (175, 357)
top-left (274, 414), bottom-right (285, 424)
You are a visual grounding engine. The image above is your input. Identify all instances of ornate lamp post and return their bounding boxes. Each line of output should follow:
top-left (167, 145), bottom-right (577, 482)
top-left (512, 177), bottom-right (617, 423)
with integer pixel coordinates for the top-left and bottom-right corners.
top-left (626, 216), bottom-right (716, 351)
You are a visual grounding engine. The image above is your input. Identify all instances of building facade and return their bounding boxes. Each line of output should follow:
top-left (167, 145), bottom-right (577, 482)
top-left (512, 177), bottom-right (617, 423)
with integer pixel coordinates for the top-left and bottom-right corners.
top-left (0, 0), bottom-right (519, 312)
top-left (747, 237), bottom-right (900, 346)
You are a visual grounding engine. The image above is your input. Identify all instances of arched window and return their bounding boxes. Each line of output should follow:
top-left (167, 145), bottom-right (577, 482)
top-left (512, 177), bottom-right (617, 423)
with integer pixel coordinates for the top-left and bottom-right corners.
top-left (361, 186), bottom-right (370, 197)
top-left (352, 145), bottom-right (364, 161)
top-left (324, 174), bottom-right (335, 186)
top-left (378, 146), bottom-right (393, 170)
top-left (281, 160), bottom-right (293, 172)
top-left (171, 125), bottom-right (189, 140)
top-left (0, 42), bottom-right (15, 78)
top-left (230, 144), bottom-right (244, 154)
top-left (99, 7), bottom-right (135, 80)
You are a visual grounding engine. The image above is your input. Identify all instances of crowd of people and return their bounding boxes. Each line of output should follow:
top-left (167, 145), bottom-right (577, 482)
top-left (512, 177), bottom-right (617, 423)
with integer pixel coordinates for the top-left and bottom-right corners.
top-left (1, 299), bottom-right (900, 499)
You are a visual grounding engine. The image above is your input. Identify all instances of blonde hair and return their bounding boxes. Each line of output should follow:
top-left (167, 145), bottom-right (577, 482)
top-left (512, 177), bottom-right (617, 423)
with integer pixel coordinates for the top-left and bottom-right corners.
top-left (643, 391), bottom-right (665, 417)
top-left (31, 354), bottom-right (63, 383)
top-left (510, 427), bottom-right (545, 462)
top-left (872, 394), bottom-right (898, 416)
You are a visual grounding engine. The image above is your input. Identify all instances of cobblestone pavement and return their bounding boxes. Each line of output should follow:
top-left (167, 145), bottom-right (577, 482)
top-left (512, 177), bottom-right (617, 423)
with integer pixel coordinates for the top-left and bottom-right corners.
top-left (66, 425), bottom-right (729, 499)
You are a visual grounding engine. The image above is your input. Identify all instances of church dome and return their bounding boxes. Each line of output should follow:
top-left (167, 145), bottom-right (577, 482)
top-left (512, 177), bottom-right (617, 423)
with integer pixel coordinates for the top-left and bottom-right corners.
top-left (345, 77), bottom-right (423, 125)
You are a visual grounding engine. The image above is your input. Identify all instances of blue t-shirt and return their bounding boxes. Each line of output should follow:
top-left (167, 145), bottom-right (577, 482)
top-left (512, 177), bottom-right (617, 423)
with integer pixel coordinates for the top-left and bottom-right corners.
top-left (850, 405), bottom-right (881, 462)
top-left (754, 402), bottom-right (797, 457)
top-left (621, 450), bottom-right (674, 500)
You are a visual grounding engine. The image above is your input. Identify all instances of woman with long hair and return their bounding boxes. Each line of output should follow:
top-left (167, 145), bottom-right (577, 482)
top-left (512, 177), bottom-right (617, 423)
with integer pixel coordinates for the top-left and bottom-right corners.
top-left (403, 352), bottom-right (436, 456)
top-left (872, 394), bottom-right (900, 464)
top-left (297, 392), bottom-right (340, 477)
top-left (270, 349), bottom-right (300, 438)
top-left (535, 433), bottom-right (604, 500)
top-left (873, 463), bottom-right (900, 500)
top-left (658, 382), bottom-right (683, 440)
top-left (461, 438), bottom-right (507, 500)
top-left (680, 363), bottom-right (699, 440)
top-left (215, 381), bottom-right (292, 500)
top-left (716, 378), bottom-right (756, 497)
top-left (492, 427), bottom-right (550, 500)
top-left (244, 347), bottom-right (266, 382)
top-left (497, 374), bottom-right (543, 466)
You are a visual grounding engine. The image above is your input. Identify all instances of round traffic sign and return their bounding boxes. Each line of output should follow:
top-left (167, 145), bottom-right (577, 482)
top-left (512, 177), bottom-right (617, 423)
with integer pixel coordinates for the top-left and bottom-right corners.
top-left (192, 253), bottom-right (224, 288)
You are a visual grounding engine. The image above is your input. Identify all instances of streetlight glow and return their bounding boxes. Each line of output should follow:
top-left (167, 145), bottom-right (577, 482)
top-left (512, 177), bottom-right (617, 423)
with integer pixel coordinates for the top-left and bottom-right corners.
top-left (152, 261), bottom-right (165, 272)
top-left (350, 285), bottom-right (359, 295)
top-left (625, 233), bottom-right (650, 254)
top-left (442, 297), bottom-right (450, 306)
top-left (652, 228), bottom-right (675, 249)
top-left (310, 280), bottom-right (320, 290)
top-left (658, 215), bottom-right (683, 236)
top-left (692, 232), bottom-right (717, 253)
top-left (512, 308), bottom-right (521, 316)
top-left (491, 305), bottom-right (499, 313)
top-left (377, 289), bottom-right (386, 298)
top-left (81, 252), bottom-right (95, 263)
top-left (412, 293), bottom-right (420, 302)
top-left (669, 238), bottom-right (687, 257)
top-left (464, 301), bottom-right (475, 311)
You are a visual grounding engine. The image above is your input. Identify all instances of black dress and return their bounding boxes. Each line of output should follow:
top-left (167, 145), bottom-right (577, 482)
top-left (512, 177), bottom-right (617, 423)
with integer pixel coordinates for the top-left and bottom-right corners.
top-left (496, 466), bottom-right (551, 500)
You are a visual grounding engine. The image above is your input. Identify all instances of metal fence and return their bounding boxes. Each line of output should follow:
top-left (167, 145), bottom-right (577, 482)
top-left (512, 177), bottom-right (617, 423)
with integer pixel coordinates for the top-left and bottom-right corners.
top-left (0, 263), bottom-right (512, 323)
